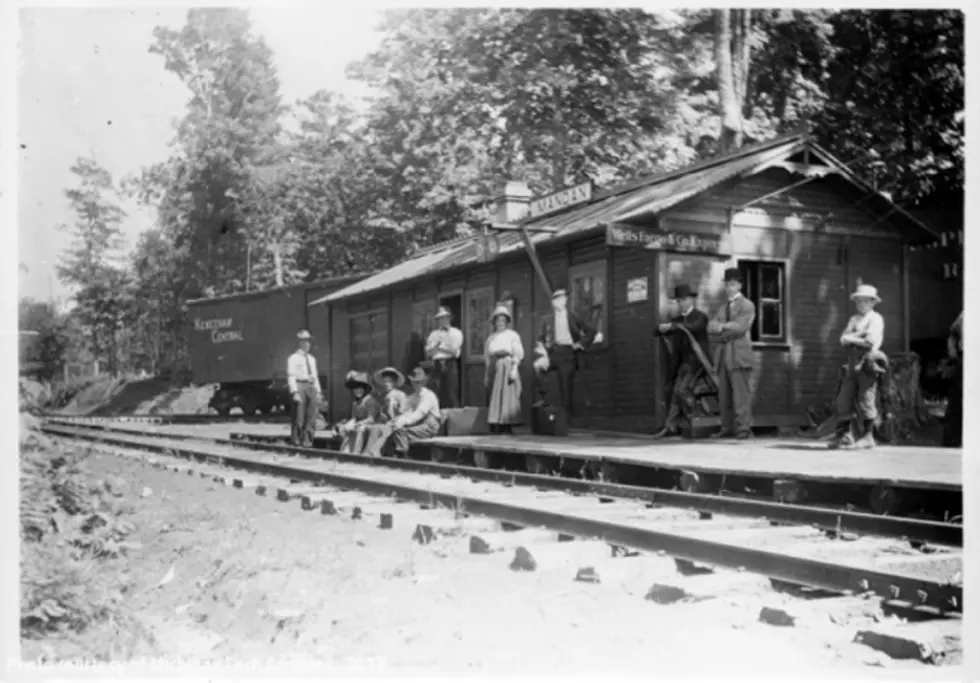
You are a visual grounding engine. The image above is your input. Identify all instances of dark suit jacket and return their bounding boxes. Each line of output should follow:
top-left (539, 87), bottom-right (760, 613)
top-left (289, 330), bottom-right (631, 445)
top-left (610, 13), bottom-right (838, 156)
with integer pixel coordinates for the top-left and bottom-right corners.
top-left (538, 309), bottom-right (597, 370)
top-left (656, 308), bottom-right (710, 373)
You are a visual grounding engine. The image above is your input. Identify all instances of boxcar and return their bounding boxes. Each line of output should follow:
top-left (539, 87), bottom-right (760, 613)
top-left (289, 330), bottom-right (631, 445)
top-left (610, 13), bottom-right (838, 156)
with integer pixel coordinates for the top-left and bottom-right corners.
top-left (186, 274), bottom-right (368, 418)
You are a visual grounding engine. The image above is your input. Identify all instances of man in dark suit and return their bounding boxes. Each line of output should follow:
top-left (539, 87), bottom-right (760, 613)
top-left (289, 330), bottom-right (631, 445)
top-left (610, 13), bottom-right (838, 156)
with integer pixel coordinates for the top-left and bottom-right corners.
top-left (707, 268), bottom-right (757, 439)
top-left (532, 288), bottom-right (600, 416)
top-left (653, 284), bottom-right (710, 439)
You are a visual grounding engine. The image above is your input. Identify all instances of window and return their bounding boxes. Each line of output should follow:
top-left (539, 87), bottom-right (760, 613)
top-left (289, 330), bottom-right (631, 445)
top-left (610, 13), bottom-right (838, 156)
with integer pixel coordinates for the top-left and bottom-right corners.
top-left (568, 261), bottom-right (608, 346)
top-left (464, 286), bottom-right (496, 360)
top-left (738, 260), bottom-right (787, 344)
top-left (349, 310), bottom-right (388, 373)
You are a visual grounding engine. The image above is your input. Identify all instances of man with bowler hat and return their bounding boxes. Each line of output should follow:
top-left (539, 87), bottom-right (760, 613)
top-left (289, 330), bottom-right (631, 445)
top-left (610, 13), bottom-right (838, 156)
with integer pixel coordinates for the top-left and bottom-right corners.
top-left (653, 283), bottom-right (710, 439)
top-left (287, 329), bottom-right (322, 447)
top-left (425, 306), bottom-right (463, 408)
top-left (707, 268), bottom-right (756, 439)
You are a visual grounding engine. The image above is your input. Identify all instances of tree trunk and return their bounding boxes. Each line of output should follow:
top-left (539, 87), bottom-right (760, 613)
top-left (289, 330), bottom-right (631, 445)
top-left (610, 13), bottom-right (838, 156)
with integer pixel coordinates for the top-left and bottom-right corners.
top-left (715, 9), bottom-right (752, 153)
top-left (271, 241), bottom-right (284, 287)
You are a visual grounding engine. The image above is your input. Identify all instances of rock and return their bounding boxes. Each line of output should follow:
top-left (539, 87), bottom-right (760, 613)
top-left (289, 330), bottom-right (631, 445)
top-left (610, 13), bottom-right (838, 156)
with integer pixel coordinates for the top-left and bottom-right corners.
top-left (854, 620), bottom-right (962, 663)
top-left (104, 475), bottom-right (127, 497)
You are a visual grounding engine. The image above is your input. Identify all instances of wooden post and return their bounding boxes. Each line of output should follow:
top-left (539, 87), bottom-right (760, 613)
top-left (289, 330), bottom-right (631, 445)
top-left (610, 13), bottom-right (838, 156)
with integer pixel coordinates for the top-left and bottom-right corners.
top-left (518, 225), bottom-right (553, 300)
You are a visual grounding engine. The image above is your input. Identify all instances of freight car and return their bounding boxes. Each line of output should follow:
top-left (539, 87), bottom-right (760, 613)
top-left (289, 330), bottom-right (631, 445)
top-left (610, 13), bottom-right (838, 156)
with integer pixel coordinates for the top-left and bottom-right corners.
top-left (186, 275), bottom-right (368, 420)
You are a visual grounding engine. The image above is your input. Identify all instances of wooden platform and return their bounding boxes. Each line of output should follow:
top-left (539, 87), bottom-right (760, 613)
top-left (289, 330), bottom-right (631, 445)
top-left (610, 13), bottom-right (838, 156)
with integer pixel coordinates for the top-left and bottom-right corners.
top-left (419, 433), bottom-right (962, 492)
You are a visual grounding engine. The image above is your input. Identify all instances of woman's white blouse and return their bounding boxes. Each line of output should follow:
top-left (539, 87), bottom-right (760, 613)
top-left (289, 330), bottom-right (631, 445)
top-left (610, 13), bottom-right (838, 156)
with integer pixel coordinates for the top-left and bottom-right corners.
top-left (485, 329), bottom-right (525, 362)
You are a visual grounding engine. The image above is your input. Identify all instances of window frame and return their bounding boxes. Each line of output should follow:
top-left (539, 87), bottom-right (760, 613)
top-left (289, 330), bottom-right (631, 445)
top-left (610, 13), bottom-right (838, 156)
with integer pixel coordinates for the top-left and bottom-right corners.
top-left (736, 258), bottom-right (789, 347)
top-left (463, 285), bottom-right (497, 363)
top-left (568, 260), bottom-right (609, 349)
top-left (348, 307), bottom-right (389, 374)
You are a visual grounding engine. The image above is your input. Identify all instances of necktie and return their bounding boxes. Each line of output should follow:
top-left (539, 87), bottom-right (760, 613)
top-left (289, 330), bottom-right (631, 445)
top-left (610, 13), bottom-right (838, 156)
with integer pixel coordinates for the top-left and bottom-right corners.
top-left (726, 301), bottom-right (733, 322)
top-left (305, 354), bottom-right (312, 378)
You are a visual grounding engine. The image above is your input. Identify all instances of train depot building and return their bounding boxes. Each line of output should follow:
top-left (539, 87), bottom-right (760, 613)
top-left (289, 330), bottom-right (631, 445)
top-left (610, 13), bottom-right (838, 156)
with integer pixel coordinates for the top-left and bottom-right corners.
top-left (311, 132), bottom-right (938, 434)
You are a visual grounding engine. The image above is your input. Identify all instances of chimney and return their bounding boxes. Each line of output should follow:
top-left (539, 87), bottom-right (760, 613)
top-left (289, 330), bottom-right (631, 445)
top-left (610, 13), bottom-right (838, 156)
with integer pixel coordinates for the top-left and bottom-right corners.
top-left (493, 180), bottom-right (532, 225)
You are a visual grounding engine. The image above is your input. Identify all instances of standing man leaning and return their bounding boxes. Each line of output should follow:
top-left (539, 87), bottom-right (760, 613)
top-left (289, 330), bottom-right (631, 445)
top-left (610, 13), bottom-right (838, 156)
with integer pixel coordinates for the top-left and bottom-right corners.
top-left (287, 329), bottom-right (323, 447)
top-left (653, 284), bottom-right (710, 439)
top-left (533, 288), bottom-right (601, 416)
top-left (707, 268), bottom-right (756, 440)
top-left (426, 306), bottom-right (463, 409)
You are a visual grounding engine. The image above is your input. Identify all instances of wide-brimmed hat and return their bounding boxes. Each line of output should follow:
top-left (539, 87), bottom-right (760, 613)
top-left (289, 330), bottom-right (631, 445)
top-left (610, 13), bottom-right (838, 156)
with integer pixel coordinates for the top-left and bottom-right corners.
top-left (850, 284), bottom-right (881, 303)
top-left (373, 367), bottom-right (405, 387)
top-left (551, 288), bottom-right (568, 299)
top-left (489, 303), bottom-right (512, 324)
top-left (345, 370), bottom-right (372, 391)
top-left (723, 268), bottom-right (743, 283)
top-left (407, 365), bottom-right (430, 383)
top-left (435, 306), bottom-right (452, 320)
top-left (673, 284), bottom-right (696, 300)
top-left (297, 329), bottom-right (313, 340)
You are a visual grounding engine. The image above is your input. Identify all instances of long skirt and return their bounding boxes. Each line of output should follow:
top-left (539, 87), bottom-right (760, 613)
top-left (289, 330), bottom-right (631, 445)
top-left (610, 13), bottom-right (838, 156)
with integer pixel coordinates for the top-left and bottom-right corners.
top-left (339, 424), bottom-right (368, 454)
top-left (487, 355), bottom-right (522, 426)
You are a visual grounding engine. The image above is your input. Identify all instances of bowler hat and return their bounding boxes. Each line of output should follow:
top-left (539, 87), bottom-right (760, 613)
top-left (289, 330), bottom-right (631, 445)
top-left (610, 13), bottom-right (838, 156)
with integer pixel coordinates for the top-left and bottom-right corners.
top-left (373, 367), bottom-right (405, 387)
top-left (489, 303), bottom-right (512, 324)
top-left (345, 370), bottom-right (372, 391)
top-left (297, 329), bottom-right (313, 340)
top-left (850, 284), bottom-right (881, 303)
top-left (723, 268), bottom-right (743, 283)
top-left (435, 306), bottom-right (452, 320)
top-left (552, 288), bottom-right (568, 299)
top-left (673, 284), bottom-right (696, 300)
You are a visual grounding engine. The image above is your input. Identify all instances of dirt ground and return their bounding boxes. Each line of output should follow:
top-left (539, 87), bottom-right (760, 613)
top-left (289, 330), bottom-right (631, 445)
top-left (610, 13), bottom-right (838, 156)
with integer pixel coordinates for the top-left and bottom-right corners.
top-left (19, 448), bottom-right (956, 675)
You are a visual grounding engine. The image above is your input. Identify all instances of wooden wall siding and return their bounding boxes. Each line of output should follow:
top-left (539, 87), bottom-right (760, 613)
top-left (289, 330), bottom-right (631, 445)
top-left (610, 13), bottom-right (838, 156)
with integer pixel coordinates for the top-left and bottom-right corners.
top-left (675, 168), bottom-right (899, 237)
top-left (610, 245), bottom-right (659, 430)
top-left (329, 302), bottom-right (350, 420)
top-left (498, 258), bottom-right (535, 424)
top-left (908, 246), bottom-right (963, 340)
top-left (391, 289), bottom-right (415, 375)
top-left (438, 273), bottom-right (467, 293)
top-left (846, 236), bottom-right (904, 352)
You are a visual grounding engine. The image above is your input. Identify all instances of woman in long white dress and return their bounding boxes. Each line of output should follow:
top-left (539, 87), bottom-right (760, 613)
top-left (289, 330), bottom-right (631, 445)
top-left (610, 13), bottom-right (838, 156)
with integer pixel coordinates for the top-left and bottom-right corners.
top-left (484, 304), bottom-right (525, 434)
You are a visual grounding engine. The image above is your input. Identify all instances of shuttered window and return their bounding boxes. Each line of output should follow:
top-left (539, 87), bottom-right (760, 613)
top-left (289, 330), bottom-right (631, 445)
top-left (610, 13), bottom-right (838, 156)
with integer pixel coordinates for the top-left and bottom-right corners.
top-left (349, 310), bottom-right (388, 374)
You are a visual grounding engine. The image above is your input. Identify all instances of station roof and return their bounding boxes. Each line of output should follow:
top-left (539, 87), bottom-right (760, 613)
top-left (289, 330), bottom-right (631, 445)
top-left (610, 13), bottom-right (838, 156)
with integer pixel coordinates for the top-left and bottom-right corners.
top-left (311, 132), bottom-right (939, 306)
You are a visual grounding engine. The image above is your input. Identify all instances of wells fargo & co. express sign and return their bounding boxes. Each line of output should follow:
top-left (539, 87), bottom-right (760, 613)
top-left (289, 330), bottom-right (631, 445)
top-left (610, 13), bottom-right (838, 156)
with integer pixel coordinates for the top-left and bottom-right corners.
top-left (605, 223), bottom-right (728, 255)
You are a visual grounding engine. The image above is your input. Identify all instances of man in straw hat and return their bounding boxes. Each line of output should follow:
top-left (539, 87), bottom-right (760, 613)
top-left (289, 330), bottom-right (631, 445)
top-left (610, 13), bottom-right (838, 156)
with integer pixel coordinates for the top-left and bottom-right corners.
top-left (833, 283), bottom-right (886, 450)
top-left (426, 306), bottom-right (464, 408)
top-left (653, 283), bottom-right (710, 439)
top-left (287, 329), bottom-right (323, 447)
top-left (383, 363), bottom-right (442, 458)
top-left (533, 288), bottom-right (601, 416)
top-left (362, 367), bottom-right (408, 457)
top-left (707, 268), bottom-right (756, 439)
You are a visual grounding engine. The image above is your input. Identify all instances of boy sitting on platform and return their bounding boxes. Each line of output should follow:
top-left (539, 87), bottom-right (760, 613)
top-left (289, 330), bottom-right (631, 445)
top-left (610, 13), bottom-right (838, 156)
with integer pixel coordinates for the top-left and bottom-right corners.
top-left (362, 367), bottom-right (409, 457)
top-left (336, 370), bottom-right (382, 454)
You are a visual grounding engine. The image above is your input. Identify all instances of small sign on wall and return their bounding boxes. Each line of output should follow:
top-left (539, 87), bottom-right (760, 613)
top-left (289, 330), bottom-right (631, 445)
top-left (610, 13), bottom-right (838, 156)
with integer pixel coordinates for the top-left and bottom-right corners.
top-left (627, 277), bottom-right (648, 303)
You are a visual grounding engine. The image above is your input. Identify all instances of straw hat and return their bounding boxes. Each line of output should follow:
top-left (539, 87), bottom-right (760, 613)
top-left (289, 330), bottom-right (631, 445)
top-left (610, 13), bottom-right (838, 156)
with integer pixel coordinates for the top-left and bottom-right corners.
top-left (373, 367), bottom-right (405, 387)
top-left (435, 306), bottom-right (452, 320)
top-left (488, 303), bottom-right (512, 324)
top-left (850, 284), bottom-right (881, 303)
top-left (296, 329), bottom-right (313, 340)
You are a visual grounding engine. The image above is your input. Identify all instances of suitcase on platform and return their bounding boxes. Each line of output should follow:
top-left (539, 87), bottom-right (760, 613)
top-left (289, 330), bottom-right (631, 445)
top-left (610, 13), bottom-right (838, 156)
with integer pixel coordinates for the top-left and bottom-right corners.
top-left (532, 405), bottom-right (569, 437)
top-left (441, 407), bottom-right (490, 436)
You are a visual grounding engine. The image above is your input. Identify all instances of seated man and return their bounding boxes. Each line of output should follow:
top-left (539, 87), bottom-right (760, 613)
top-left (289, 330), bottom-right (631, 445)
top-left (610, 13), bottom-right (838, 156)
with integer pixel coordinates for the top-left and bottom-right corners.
top-left (389, 364), bottom-right (443, 458)
top-left (336, 370), bottom-right (382, 454)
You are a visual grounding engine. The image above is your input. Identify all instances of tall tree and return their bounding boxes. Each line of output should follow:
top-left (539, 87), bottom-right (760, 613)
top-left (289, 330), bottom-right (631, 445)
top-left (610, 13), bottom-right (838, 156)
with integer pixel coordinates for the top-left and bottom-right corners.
top-left (143, 8), bottom-right (285, 296)
top-left (18, 299), bottom-right (70, 382)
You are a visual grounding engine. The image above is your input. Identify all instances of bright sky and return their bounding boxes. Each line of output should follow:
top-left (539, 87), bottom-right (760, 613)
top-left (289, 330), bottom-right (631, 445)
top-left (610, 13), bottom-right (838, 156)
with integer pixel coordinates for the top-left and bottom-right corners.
top-left (16, 6), bottom-right (383, 305)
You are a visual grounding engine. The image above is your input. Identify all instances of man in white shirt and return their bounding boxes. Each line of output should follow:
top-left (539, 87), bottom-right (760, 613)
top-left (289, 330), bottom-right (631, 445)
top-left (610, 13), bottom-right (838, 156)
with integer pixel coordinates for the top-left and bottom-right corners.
top-left (389, 363), bottom-right (443, 457)
top-left (425, 307), bottom-right (464, 408)
top-left (832, 284), bottom-right (886, 450)
top-left (287, 330), bottom-right (323, 447)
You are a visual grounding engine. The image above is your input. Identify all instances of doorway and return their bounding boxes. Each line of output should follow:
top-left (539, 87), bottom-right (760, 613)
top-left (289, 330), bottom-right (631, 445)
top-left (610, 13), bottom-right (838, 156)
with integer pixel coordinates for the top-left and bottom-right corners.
top-left (436, 292), bottom-right (464, 406)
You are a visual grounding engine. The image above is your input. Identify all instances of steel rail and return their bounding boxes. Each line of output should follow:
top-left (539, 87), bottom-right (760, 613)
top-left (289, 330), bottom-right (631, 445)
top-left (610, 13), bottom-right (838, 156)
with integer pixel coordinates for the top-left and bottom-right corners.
top-left (39, 413), bottom-right (289, 426)
top-left (47, 424), bottom-right (963, 614)
top-left (41, 421), bottom-right (963, 548)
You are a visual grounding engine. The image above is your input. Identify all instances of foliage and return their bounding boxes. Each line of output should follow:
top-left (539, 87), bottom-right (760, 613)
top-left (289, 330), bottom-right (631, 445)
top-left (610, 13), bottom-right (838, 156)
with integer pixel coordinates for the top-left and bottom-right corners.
top-left (20, 423), bottom-right (139, 638)
top-left (19, 299), bottom-right (70, 382)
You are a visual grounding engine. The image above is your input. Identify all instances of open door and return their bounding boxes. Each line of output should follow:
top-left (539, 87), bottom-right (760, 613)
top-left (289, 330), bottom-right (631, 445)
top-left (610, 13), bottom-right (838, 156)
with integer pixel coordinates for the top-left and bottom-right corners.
top-left (437, 292), bottom-right (464, 406)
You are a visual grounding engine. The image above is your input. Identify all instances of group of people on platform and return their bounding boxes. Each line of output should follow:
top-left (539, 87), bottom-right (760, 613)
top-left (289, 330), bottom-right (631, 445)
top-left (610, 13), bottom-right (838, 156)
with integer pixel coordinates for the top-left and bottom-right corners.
top-left (287, 267), bottom-right (962, 455)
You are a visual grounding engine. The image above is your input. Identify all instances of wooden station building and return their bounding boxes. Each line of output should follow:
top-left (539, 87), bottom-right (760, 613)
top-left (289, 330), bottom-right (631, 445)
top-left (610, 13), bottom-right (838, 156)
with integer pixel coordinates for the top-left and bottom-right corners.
top-left (309, 132), bottom-right (939, 433)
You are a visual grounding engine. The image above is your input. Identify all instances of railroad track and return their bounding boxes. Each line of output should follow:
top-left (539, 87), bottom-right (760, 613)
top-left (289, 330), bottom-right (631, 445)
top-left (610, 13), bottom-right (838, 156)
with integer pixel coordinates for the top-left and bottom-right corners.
top-left (38, 412), bottom-right (290, 426)
top-left (42, 419), bottom-right (963, 624)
